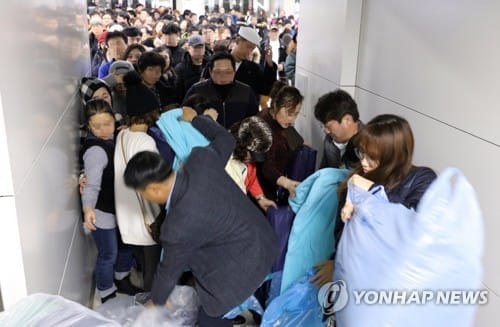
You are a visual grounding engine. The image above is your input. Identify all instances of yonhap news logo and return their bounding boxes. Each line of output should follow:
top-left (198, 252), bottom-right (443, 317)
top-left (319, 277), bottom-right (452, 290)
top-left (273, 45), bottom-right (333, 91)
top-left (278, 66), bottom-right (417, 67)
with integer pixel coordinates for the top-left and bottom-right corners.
top-left (318, 280), bottom-right (349, 315)
top-left (351, 289), bottom-right (489, 305)
top-left (318, 280), bottom-right (489, 314)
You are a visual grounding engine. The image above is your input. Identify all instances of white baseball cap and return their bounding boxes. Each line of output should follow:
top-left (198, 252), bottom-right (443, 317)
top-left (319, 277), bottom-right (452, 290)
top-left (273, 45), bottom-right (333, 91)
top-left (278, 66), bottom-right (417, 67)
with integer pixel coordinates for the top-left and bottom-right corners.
top-left (238, 26), bottom-right (262, 46)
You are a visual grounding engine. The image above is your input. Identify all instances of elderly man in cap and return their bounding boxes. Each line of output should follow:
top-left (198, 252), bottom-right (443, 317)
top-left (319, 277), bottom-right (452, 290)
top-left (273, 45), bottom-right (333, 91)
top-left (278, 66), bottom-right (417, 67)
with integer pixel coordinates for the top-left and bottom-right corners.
top-left (231, 26), bottom-right (277, 100)
top-left (174, 35), bottom-right (208, 99)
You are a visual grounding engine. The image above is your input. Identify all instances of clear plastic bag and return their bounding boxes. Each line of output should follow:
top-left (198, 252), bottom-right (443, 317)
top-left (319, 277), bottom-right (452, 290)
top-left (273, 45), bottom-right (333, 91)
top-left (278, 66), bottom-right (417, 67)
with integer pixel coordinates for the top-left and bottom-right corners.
top-left (96, 294), bottom-right (143, 326)
top-left (0, 293), bottom-right (120, 326)
top-left (97, 286), bottom-right (199, 327)
top-left (132, 286), bottom-right (199, 327)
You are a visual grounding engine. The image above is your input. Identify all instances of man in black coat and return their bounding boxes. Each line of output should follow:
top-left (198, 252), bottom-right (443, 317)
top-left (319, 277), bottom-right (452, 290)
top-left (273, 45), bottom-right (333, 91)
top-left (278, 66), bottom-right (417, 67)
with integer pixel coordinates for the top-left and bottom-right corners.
top-left (184, 52), bottom-right (259, 129)
top-left (124, 109), bottom-right (278, 326)
top-left (160, 23), bottom-right (186, 68)
top-left (174, 35), bottom-right (208, 100)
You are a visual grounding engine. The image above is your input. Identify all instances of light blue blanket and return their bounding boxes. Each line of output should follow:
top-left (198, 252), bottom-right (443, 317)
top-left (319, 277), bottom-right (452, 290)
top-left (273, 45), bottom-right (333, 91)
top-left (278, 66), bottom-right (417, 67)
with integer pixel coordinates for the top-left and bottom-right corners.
top-left (156, 109), bottom-right (209, 171)
top-left (280, 168), bottom-right (349, 293)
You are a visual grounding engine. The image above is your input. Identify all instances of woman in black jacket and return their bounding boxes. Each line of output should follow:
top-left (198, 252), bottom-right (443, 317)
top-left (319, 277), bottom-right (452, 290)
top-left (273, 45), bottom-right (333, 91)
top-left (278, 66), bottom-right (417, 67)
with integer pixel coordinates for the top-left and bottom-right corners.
top-left (312, 114), bottom-right (437, 286)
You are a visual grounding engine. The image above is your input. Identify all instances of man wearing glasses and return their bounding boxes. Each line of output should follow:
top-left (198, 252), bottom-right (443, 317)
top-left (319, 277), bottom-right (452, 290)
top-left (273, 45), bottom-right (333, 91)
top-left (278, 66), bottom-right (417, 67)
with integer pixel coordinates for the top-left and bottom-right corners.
top-left (314, 89), bottom-right (363, 170)
top-left (183, 51), bottom-right (259, 129)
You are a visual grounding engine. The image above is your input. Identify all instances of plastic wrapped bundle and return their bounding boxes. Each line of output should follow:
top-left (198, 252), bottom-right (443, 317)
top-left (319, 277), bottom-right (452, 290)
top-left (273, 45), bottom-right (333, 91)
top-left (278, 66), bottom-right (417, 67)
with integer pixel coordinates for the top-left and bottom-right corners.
top-left (99, 286), bottom-right (199, 327)
top-left (96, 294), bottom-right (143, 326)
top-left (0, 286), bottom-right (199, 327)
top-left (334, 168), bottom-right (484, 327)
top-left (0, 293), bottom-right (119, 326)
top-left (149, 285), bottom-right (199, 327)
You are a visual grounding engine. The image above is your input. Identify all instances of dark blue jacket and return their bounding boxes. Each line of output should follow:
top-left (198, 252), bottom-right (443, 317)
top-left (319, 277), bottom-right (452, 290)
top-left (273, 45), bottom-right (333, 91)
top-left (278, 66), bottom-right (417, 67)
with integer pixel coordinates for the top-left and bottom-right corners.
top-left (385, 166), bottom-right (437, 210)
top-left (150, 116), bottom-right (278, 316)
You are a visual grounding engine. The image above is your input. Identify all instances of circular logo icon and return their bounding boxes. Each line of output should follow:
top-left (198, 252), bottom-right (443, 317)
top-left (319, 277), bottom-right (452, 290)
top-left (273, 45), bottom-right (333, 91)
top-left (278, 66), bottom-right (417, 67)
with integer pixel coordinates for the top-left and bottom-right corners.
top-left (318, 280), bottom-right (349, 316)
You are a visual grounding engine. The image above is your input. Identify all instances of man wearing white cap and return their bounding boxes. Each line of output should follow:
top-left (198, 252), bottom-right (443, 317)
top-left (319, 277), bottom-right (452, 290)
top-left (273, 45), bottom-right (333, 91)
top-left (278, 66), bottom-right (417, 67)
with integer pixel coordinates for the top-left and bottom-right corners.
top-left (231, 26), bottom-right (278, 99)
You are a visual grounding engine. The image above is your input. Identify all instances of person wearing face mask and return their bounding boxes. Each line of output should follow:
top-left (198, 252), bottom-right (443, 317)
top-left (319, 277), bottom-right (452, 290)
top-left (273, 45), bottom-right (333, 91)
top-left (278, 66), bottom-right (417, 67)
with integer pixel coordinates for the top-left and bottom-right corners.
top-left (310, 114), bottom-right (437, 287)
top-left (314, 89), bottom-right (363, 170)
top-left (183, 51), bottom-right (258, 129)
top-left (226, 116), bottom-right (278, 212)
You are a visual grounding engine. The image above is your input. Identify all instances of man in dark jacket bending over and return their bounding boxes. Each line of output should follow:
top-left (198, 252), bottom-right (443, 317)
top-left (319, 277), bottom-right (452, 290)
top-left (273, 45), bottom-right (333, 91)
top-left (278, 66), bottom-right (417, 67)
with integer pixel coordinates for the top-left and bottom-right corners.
top-left (124, 107), bottom-right (278, 326)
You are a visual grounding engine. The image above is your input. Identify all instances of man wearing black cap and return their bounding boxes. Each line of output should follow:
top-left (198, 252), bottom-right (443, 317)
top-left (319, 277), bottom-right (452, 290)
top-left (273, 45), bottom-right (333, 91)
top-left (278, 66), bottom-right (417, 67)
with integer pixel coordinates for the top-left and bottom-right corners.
top-left (174, 35), bottom-right (208, 100)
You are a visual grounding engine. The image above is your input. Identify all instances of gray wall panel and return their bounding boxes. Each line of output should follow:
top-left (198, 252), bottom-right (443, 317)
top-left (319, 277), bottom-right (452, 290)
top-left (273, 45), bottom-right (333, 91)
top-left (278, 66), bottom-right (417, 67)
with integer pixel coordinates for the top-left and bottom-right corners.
top-left (297, 0), bottom-right (499, 324)
top-left (0, 0), bottom-right (92, 308)
top-left (357, 0), bottom-right (500, 145)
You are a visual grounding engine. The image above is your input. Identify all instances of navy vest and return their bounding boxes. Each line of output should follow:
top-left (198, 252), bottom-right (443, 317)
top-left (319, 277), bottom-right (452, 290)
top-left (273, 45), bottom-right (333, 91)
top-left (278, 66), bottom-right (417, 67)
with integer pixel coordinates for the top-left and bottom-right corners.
top-left (81, 138), bottom-right (115, 214)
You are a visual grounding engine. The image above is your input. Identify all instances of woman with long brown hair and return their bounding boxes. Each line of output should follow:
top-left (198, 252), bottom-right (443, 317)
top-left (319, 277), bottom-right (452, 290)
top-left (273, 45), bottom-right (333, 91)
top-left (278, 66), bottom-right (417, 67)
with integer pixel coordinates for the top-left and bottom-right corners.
top-left (340, 114), bottom-right (436, 217)
top-left (311, 114), bottom-right (437, 286)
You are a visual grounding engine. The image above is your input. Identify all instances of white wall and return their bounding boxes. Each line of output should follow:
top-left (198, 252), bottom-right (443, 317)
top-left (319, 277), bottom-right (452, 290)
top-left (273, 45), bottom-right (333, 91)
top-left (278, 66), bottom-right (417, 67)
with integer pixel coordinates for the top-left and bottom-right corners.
top-left (0, 1), bottom-right (94, 309)
top-left (296, 0), bottom-right (499, 325)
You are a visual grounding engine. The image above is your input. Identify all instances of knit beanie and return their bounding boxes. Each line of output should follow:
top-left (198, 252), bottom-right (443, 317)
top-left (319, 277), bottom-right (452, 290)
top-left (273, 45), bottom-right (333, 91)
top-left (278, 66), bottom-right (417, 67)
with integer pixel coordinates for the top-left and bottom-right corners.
top-left (123, 71), bottom-right (160, 117)
top-left (80, 77), bottom-right (111, 105)
top-left (231, 116), bottom-right (272, 162)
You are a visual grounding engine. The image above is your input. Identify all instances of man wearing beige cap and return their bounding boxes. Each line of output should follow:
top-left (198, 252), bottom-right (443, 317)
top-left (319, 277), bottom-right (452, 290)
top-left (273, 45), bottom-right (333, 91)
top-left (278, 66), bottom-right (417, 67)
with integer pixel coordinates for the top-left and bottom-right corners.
top-left (231, 26), bottom-right (277, 100)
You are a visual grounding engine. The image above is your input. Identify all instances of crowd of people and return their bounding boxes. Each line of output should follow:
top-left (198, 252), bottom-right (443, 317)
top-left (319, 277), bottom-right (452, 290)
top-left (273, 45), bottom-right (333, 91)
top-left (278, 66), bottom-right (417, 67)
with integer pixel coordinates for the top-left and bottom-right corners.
top-left (80, 3), bottom-right (436, 326)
